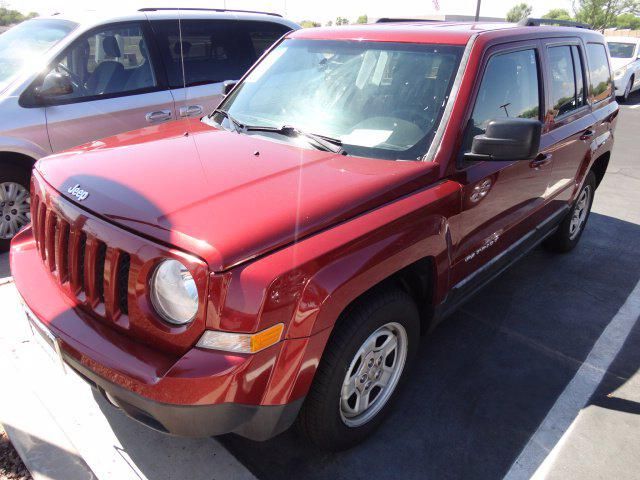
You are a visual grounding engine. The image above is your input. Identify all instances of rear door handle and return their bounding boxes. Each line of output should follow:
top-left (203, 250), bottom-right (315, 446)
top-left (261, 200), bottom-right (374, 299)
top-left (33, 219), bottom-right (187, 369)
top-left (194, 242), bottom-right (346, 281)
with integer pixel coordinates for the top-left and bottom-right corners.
top-left (580, 129), bottom-right (595, 141)
top-left (529, 153), bottom-right (552, 170)
top-left (145, 110), bottom-right (172, 123)
top-left (179, 105), bottom-right (204, 117)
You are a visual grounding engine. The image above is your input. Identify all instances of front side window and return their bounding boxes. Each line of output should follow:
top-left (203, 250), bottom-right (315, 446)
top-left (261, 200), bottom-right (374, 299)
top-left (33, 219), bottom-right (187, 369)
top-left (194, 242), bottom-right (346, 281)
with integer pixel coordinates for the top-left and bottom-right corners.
top-left (218, 39), bottom-right (463, 160)
top-left (0, 19), bottom-right (76, 90)
top-left (462, 48), bottom-right (539, 153)
top-left (586, 43), bottom-right (613, 103)
top-left (44, 23), bottom-right (156, 100)
top-left (547, 45), bottom-right (586, 119)
top-left (152, 20), bottom-right (291, 88)
top-left (607, 42), bottom-right (636, 59)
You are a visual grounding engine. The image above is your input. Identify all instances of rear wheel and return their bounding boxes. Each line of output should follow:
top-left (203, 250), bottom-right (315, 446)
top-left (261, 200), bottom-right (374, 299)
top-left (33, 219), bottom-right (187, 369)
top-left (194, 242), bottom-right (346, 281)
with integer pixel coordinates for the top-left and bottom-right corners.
top-left (543, 171), bottom-right (596, 253)
top-left (0, 164), bottom-right (31, 252)
top-left (296, 288), bottom-right (420, 451)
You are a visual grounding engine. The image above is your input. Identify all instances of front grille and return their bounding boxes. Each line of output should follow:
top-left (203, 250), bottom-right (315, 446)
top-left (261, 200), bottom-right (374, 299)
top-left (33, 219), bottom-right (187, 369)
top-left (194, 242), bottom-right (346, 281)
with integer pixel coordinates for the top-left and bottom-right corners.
top-left (31, 194), bottom-right (130, 320)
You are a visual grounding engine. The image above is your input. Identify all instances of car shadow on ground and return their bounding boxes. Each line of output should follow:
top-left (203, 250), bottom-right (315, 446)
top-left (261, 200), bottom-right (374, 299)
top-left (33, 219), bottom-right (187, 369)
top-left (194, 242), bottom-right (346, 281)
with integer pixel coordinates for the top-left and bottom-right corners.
top-left (87, 210), bottom-right (640, 480)
top-left (0, 253), bottom-right (10, 280)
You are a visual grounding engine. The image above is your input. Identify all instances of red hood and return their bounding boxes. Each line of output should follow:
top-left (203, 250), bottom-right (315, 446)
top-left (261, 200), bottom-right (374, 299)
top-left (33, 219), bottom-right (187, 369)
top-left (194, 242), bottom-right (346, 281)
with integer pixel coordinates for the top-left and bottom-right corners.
top-left (37, 120), bottom-right (440, 271)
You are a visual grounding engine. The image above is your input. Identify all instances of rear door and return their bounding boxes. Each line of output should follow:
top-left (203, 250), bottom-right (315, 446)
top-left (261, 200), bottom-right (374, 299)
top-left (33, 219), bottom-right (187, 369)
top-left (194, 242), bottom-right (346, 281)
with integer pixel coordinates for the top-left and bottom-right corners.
top-left (539, 39), bottom-right (594, 205)
top-left (44, 21), bottom-right (176, 152)
top-left (451, 41), bottom-right (553, 283)
top-left (150, 19), bottom-right (292, 120)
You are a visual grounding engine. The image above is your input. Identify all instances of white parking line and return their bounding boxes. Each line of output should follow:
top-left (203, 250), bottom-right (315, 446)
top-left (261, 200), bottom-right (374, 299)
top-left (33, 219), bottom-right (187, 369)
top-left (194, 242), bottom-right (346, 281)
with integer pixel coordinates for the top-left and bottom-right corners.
top-left (628, 104), bottom-right (640, 109)
top-left (503, 278), bottom-right (640, 479)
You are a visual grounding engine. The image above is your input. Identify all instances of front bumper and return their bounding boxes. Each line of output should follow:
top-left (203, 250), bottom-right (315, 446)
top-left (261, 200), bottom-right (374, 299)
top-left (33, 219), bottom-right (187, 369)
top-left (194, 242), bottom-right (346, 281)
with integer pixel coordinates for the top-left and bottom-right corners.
top-left (10, 227), bottom-right (315, 440)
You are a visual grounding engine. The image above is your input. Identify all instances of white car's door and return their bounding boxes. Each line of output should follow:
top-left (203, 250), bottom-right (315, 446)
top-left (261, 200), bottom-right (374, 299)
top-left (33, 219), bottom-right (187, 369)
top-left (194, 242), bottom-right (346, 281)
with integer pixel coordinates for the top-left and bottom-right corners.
top-left (40, 21), bottom-right (176, 152)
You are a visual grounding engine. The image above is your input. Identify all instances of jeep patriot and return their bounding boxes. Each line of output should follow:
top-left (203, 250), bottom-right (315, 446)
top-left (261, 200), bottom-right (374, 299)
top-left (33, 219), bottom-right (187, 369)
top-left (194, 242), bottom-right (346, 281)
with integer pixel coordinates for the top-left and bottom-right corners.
top-left (10, 20), bottom-right (617, 450)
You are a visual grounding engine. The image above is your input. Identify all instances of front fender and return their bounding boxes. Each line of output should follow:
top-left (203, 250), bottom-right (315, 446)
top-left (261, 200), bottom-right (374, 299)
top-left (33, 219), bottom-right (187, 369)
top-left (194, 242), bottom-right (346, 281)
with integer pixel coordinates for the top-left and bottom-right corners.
top-left (0, 135), bottom-right (49, 161)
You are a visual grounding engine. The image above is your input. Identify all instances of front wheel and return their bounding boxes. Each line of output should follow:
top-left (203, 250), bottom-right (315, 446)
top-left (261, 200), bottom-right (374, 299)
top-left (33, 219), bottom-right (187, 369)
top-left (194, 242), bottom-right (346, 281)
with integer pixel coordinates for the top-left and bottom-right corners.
top-left (0, 164), bottom-right (31, 252)
top-left (543, 171), bottom-right (596, 253)
top-left (296, 288), bottom-right (420, 451)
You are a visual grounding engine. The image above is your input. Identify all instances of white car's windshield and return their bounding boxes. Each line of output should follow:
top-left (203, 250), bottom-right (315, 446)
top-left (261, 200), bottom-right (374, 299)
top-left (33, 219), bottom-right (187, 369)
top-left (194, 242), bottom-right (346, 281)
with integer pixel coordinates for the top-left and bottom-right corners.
top-left (218, 39), bottom-right (464, 160)
top-left (607, 42), bottom-right (636, 59)
top-left (0, 19), bottom-right (76, 90)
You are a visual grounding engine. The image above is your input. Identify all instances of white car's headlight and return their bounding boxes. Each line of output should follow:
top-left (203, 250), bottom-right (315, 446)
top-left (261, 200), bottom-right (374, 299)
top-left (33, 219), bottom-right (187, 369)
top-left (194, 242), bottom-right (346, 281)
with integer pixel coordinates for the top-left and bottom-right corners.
top-left (150, 259), bottom-right (199, 325)
top-left (614, 66), bottom-right (627, 79)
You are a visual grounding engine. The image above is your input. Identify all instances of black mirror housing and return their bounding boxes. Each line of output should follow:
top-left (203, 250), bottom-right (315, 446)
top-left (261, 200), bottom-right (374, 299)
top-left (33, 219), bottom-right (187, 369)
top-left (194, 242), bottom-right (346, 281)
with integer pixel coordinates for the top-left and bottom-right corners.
top-left (466, 118), bottom-right (542, 161)
top-left (36, 71), bottom-right (73, 98)
top-left (222, 80), bottom-right (238, 96)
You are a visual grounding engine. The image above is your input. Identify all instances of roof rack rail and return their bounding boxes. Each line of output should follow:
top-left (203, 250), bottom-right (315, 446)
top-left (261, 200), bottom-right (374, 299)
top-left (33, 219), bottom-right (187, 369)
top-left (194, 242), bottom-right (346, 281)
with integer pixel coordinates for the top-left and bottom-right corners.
top-left (138, 7), bottom-right (282, 18)
top-left (518, 17), bottom-right (591, 29)
top-left (376, 18), bottom-right (442, 23)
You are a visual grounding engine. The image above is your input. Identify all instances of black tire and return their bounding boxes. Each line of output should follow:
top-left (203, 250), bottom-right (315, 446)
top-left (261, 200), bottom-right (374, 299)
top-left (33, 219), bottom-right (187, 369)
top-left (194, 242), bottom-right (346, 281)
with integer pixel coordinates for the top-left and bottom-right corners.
top-left (621, 76), bottom-right (634, 103)
top-left (296, 288), bottom-right (420, 451)
top-left (0, 163), bottom-right (32, 253)
top-left (543, 171), bottom-right (596, 253)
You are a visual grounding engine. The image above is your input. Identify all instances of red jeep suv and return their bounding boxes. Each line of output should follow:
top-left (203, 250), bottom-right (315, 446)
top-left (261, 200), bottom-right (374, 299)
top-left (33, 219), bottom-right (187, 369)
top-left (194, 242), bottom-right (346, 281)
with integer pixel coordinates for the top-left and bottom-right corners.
top-left (10, 20), bottom-right (617, 451)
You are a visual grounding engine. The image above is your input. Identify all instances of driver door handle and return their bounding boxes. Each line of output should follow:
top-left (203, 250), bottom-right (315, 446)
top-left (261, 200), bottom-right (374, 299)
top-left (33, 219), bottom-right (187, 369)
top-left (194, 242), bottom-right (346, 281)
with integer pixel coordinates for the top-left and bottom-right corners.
top-left (179, 105), bottom-right (204, 117)
top-left (580, 129), bottom-right (595, 141)
top-left (145, 110), bottom-right (172, 123)
top-left (529, 153), bottom-right (552, 170)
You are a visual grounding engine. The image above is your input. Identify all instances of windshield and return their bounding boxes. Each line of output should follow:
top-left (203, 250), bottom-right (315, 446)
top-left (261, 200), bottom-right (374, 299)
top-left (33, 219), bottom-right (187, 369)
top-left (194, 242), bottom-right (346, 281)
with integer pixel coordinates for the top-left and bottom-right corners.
top-left (219, 39), bottom-right (463, 160)
top-left (607, 42), bottom-right (636, 59)
top-left (0, 19), bottom-right (76, 90)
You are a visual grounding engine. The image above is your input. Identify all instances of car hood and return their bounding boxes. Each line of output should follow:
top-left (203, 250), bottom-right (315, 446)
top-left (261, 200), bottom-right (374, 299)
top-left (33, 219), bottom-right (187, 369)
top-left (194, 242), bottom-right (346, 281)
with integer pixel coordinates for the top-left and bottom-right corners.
top-left (610, 57), bottom-right (633, 72)
top-left (37, 120), bottom-right (440, 271)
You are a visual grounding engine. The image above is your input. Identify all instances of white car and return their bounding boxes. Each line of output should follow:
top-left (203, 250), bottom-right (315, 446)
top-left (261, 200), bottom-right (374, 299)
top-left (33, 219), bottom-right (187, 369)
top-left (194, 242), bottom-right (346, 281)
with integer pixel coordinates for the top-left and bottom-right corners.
top-left (607, 36), bottom-right (640, 102)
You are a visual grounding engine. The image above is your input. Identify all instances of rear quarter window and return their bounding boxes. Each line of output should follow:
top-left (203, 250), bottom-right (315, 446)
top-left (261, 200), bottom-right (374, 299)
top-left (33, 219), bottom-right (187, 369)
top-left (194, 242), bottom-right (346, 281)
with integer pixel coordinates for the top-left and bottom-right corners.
top-left (585, 43), bottom-right (613, 103)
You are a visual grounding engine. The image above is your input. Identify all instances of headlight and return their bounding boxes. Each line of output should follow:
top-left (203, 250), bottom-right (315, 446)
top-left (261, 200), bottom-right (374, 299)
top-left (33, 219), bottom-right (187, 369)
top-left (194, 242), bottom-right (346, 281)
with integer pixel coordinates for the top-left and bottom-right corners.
top-left (614, 66), bottom-right (627, 79)
top-left (150, 259), bottom-right (198, 325)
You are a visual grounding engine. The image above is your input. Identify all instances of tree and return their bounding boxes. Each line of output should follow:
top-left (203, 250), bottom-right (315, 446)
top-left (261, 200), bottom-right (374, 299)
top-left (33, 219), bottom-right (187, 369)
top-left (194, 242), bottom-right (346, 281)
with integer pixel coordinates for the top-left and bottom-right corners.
top-left (614, 12), bottom-right (640, 28)
top-left (335, 16), bottom-right (350, 26)
top-left (325, 20), bottom-right (333, 26)
top-left (542, 8), bottom-right (573, 20)
top-left (0, 7), bottom-right (37, 26)
top-left (299, 20), bottom-right (321, 28)
top-left (574, 0), bottom-right (640, 31)
top-left (356, 14), bottom-right (368, 24)
top-left (506, 3), bottom-right (533, 22)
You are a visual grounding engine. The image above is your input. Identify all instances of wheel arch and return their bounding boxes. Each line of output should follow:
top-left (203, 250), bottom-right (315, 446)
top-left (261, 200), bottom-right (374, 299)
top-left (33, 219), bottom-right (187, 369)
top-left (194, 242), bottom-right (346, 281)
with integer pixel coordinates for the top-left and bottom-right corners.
top-left (590, 151), bottom-right (610, 189)
top-left (0, 151), bottom-right (37, 173)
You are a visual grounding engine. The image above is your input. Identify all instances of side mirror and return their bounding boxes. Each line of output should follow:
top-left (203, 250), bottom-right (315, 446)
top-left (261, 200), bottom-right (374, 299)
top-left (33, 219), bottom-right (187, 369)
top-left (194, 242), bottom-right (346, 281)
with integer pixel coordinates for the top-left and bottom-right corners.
top-left (222, 80), bottom-right (238, 96)
top-left (36, 71), bottom-right (73, 98)
top-left (465, 118), bottom-right (542, 161)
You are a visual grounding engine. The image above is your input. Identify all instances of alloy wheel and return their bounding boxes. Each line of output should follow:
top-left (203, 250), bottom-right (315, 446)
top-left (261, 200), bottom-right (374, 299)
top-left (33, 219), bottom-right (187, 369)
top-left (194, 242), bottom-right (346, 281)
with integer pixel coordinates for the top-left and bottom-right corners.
top-left (0, 182), bottom-right (31, 240)
top-left (569, 184), bottom-right (591, 240)
top-left (339, 322), bottom-right (408, 427)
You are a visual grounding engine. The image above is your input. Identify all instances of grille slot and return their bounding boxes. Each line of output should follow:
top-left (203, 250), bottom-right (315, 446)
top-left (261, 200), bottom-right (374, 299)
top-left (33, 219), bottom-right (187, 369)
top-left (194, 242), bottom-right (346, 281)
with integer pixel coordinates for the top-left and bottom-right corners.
top-left (78, 232), bottom-right (87, 292)
top-left (95, 242), bottom-right (107, 303)
top-left (117, 253), bottom-right (130, 315)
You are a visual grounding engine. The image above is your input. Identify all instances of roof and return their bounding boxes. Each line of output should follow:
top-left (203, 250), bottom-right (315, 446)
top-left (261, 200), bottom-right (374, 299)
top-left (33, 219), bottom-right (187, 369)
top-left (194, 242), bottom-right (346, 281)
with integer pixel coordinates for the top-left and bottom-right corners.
top-left (288, 21), bottom-right (603, 45)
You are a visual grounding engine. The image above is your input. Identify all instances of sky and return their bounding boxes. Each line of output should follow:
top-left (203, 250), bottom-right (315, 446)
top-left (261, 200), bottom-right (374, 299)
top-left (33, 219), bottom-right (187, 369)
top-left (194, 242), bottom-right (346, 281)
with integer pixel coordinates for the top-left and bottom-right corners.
top-left (9, 0), bottom-right (575, 24)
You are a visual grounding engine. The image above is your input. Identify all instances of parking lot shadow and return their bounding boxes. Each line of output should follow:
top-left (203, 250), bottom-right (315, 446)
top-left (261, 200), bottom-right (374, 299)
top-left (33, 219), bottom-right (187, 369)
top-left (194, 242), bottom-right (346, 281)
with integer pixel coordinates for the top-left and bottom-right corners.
top-left (212, 211), bottom-right (640, 480)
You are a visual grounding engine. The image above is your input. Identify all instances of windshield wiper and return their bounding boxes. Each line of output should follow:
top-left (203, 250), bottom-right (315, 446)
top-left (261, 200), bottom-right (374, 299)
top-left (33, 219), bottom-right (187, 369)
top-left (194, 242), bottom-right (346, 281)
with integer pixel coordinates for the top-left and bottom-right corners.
top-left (244, 124), bottom-right (346, 155)
top-left (209, 108), bottom-right (245, 133)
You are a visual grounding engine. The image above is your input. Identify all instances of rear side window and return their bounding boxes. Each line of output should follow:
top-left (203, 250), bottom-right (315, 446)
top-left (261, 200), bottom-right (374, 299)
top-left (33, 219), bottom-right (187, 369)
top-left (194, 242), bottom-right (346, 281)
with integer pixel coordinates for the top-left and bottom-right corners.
top-left (462, 48), bottom-right (540, 152)
top-left (547, 45), bottom-right (586, 119)
top-left (586, 43), bottom-right (612, 103)
top-left (151, 20), bottom-right (291, 88)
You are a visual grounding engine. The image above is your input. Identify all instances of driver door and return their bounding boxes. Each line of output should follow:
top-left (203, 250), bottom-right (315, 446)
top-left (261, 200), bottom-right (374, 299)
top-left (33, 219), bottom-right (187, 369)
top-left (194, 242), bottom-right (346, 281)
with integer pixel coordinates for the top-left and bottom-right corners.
top-left (41, 22), bottom-right (176, 152)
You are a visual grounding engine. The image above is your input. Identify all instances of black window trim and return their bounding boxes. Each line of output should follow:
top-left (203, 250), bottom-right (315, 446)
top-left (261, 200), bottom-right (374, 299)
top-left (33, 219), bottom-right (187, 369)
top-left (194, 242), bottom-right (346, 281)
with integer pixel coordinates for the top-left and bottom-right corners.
top-left (456, 40), bottom-right (544, 170)
top-left (20, 20), bottom-right (170, 108)
top-left (542, 39), bottom-right (590, 124)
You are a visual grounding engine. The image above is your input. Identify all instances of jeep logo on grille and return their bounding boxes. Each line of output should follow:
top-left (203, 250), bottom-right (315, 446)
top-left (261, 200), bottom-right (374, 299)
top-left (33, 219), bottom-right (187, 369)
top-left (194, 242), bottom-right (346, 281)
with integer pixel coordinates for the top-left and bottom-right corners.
top-left (67, 184), bottom-right (89, 201)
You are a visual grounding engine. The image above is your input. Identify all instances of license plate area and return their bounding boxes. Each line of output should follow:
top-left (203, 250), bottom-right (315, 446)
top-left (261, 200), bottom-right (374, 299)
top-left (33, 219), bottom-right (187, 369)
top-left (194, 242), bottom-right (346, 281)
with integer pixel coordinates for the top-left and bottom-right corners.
top-left (22, 301), bottom-right (66, 373)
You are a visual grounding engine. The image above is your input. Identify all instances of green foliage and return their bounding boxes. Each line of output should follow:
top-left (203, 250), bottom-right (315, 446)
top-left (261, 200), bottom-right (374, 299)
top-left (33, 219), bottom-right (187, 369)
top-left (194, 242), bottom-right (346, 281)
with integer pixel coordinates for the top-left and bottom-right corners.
top-left (506, 3), bottom-right (533, 22)
top-left (574, 0), bottom-right (640, 30)
top-left (356, 15), bottom-right (368, 24)
top-left (335, 17), bottom-right (350, 26)
top-left (542, 8), bottom-right (573, 20)
top-left (614, 12), bottom-right (640, 28)
top-left (299, 20), bottom-right (321, 28)
top-left (0, 7), bottom-right (37, 26)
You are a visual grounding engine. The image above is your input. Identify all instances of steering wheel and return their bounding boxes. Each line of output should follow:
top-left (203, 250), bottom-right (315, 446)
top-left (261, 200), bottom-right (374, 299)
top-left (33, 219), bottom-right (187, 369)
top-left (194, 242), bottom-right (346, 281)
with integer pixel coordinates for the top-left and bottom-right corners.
top-left (56, 62), bottom-right (88, 95)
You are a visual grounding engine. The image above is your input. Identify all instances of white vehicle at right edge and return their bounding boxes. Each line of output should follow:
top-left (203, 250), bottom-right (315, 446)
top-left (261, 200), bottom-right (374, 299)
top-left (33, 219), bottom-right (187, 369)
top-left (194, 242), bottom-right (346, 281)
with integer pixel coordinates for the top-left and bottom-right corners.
top-left (607, 36), bottom-right (640, 102)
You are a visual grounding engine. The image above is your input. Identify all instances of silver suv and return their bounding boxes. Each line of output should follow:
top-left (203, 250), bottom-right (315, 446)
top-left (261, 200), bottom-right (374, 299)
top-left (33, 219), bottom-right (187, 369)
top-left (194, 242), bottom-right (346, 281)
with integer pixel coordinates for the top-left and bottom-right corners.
top-left (0, 8), bottom-right (297, 250)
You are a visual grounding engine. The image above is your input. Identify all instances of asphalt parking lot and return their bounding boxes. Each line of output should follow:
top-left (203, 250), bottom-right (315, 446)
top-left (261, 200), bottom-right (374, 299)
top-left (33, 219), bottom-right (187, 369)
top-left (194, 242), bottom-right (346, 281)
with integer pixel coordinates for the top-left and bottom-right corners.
top-left (1, 95), bottom-right (640, 480)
